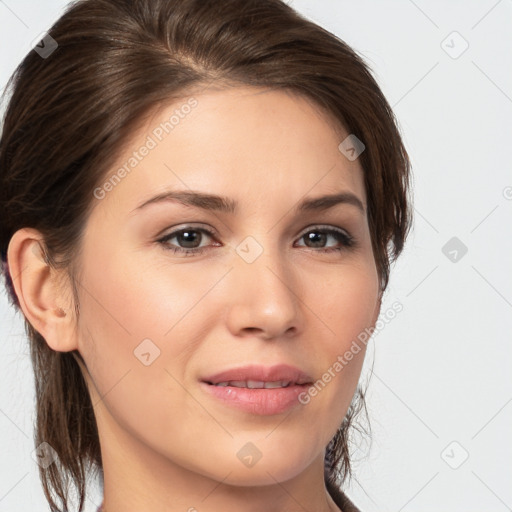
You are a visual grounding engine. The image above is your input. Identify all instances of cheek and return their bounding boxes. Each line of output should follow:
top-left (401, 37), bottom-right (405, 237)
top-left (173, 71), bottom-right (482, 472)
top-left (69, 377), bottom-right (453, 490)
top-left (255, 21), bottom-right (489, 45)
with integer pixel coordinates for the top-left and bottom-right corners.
top-left (302, 260), bottom-right (378, 416)
top-left (315, 259), bottom-right (379, 350)
top-left (79, 248), bottom-right (219, 344)
top-left (75, 249), bottom-right (226, 400)
top-left (74, 254), bottom-right (205, 448)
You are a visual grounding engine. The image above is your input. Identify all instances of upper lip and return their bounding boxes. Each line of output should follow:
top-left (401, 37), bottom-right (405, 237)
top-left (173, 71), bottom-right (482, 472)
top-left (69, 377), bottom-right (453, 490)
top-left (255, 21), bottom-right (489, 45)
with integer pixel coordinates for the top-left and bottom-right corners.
top-left (201, 364), bottom-right (313, 385)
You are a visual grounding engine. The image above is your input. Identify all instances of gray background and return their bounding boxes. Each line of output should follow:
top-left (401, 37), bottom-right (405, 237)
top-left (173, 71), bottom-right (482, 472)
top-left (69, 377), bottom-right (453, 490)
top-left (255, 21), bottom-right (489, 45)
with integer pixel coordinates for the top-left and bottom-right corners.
top-left (1, 0), bottom-right (511, 510)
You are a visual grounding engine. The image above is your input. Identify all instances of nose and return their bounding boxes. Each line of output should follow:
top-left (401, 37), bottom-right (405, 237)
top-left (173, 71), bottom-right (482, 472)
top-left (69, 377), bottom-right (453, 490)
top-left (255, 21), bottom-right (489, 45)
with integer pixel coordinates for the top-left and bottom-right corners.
top-left (224, 244), bottom-right (302, 341)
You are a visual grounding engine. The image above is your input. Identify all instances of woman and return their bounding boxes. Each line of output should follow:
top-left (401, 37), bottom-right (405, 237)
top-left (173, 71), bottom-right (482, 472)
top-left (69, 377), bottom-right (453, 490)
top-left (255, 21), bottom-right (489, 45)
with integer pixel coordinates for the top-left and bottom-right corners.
top-left (0, 0), bottom-right (412, 510)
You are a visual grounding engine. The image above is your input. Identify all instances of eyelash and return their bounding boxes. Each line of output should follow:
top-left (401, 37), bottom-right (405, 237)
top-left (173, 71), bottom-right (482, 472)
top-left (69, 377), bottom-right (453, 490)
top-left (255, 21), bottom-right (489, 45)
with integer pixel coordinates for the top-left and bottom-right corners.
top-left (156, 225), bottom-right (356, 256)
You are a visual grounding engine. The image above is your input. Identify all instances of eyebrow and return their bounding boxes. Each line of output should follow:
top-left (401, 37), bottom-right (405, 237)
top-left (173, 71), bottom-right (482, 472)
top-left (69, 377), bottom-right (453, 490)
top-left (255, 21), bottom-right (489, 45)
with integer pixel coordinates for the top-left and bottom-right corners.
top-left (132, 190), bottom-right (365, 215)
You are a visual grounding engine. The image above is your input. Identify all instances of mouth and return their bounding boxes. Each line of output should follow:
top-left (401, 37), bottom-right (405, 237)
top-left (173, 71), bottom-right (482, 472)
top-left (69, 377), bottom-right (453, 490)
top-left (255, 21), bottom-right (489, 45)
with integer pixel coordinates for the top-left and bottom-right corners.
top-left (208, 380), bottom-right (297, 389)
top-left (200, 364), bottom-right (314, 415)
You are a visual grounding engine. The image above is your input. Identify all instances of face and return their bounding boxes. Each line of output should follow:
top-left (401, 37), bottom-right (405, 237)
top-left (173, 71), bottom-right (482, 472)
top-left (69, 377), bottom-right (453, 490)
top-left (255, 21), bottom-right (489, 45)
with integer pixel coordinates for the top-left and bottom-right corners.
top-left (74, 86), bottom-right (381, 486)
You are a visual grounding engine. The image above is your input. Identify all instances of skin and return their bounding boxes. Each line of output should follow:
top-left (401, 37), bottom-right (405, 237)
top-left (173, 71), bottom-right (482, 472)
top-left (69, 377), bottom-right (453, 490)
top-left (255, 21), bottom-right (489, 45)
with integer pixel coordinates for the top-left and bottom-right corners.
top-left (9, 86), bottom-right (381, 512)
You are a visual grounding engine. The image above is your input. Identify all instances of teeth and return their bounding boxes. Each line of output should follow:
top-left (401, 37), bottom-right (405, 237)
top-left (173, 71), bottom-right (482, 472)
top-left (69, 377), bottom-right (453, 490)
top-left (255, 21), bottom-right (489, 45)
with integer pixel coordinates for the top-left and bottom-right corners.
top-left (264, 380), bottom-right (290, 388)
top-left (213, 380), bottom-right (292, 388)
top-left (229, 380), bottom-right (248, 388)
top-left (247, 380), bottom-right (265, 389)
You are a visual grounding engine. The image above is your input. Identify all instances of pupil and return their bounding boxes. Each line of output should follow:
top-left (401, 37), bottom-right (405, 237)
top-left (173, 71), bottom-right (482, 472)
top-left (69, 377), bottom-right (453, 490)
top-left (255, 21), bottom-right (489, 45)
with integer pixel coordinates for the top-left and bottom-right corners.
top-left (307, 231), bottom-right (326, 247)
top-left (176, 230), bottom-right (328, 249)
top-left (179, 230), bottom-right (200, 248)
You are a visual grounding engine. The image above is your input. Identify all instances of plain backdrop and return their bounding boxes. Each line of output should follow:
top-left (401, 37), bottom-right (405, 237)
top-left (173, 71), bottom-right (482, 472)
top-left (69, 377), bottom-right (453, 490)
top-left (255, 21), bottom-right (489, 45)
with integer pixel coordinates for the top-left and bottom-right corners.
top-left (1, 1), bottom-right (511, 511)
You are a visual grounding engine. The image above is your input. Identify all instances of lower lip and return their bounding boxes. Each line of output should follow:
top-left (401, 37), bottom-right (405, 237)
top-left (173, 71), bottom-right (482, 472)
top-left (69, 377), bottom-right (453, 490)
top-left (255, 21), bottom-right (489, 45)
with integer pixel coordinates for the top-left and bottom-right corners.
top-left (200, 382), bottom-right (310, 415)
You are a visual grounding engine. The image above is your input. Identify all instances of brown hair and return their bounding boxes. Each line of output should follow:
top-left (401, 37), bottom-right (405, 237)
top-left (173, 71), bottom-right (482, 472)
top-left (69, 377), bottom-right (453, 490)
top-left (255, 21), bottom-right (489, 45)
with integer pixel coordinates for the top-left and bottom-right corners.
top-left (0, 0), bottom-right (412, 510)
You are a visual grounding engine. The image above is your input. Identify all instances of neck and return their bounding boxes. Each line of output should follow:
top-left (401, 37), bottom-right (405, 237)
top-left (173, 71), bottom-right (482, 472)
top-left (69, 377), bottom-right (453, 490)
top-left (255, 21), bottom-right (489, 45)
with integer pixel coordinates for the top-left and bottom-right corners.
top-left (96, 411), bottom-right (341, 512)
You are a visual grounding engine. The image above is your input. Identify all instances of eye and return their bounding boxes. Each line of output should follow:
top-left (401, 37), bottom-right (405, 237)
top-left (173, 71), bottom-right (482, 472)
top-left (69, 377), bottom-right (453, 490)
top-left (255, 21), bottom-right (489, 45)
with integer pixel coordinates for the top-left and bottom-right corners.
top-left (294, 226), bottom-right (356, 253)
top-left (157, 224), bottom-right (356, 257)
top-left (157, 226), bottom-right (219, 256)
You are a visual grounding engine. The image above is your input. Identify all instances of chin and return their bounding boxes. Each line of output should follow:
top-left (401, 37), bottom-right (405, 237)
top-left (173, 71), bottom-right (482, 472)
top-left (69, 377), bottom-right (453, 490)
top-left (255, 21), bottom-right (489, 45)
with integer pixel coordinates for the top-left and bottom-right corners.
top-left (198, 445), bottom-right (319, 487)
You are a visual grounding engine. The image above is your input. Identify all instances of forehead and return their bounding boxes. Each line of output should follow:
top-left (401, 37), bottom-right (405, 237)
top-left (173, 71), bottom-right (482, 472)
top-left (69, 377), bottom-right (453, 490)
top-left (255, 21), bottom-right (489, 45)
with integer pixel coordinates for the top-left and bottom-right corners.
top-left (94, 85), bottom-right (366, 217)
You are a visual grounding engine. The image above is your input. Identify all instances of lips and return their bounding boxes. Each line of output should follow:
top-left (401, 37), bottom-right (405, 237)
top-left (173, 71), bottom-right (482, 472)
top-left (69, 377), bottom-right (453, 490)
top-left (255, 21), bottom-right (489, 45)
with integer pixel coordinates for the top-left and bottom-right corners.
top-left (212, 380), bottom-right (293, 389)
top-left (200, 364), bottom-right (314, 415)
top-left (202, 364), bottom-right (313, 387)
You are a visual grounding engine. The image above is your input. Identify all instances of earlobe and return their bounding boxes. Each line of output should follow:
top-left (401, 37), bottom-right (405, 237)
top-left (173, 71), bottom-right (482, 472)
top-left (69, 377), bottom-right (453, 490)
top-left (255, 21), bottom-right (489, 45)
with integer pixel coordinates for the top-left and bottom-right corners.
top-left (7, 228), bottom-right (78, 352)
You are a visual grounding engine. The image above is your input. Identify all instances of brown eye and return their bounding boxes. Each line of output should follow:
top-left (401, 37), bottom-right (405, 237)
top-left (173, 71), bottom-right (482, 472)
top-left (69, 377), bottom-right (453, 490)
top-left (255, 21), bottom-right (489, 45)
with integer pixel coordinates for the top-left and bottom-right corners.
top-left (296, 227), bottom-right (355, 252)
top-left (158, 227), bottom-right (218, 255)
top-left (173, 229), bottom-right (204, 248)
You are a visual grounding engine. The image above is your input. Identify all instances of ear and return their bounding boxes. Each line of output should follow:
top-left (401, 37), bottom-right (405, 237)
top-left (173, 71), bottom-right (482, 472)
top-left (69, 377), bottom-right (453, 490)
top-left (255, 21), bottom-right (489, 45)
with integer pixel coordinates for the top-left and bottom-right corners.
top-left (7, 228), bottom-right (78, 352)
